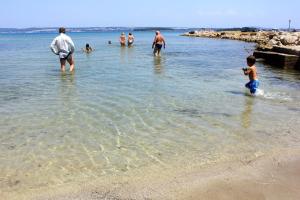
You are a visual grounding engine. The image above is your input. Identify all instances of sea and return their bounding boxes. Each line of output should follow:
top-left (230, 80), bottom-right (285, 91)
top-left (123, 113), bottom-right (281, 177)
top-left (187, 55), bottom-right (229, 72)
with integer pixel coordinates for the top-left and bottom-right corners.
top-left (1, 28), bottom-right (300, 197)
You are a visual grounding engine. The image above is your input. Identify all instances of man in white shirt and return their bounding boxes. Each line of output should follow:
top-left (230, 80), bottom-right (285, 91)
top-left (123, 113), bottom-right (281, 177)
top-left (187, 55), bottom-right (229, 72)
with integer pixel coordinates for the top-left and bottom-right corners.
top-left (50, 27), bottom-right (75, 72)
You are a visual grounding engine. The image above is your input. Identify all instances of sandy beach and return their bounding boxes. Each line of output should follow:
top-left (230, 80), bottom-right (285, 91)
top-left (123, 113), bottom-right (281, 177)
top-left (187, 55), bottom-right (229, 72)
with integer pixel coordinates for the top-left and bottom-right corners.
top-left (2, 148), bottom-right (299, 200)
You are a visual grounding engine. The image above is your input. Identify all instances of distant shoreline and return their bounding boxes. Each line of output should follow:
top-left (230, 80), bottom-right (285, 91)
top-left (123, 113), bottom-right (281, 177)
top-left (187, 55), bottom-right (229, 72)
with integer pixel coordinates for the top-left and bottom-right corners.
top-left (0, 27), bottom-right (188, 34)
top-left (1, 27), bottom-right (299, 34)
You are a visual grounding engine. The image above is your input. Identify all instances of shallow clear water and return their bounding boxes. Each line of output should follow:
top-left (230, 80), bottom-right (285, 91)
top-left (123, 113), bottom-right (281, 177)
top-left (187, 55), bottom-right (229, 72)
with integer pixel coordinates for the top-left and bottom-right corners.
top-left (1, 32), bottom-right (300, 193)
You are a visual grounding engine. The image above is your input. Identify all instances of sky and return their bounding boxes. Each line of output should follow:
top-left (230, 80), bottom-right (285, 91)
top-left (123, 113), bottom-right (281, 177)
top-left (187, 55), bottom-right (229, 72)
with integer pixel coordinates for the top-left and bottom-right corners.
top-left (0, 0), bottom-right (299, 28)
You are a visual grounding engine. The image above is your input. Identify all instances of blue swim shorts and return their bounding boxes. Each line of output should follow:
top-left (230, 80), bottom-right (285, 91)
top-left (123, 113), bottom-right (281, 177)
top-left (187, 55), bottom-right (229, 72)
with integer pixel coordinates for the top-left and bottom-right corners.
top-left (245, 80), bottom-right (259, 94)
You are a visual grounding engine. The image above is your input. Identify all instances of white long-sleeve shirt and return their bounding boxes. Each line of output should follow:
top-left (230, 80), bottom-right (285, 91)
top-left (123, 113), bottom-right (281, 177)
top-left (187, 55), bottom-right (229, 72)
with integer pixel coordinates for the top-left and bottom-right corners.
top-left (50, 33), bottom-right (75, 59)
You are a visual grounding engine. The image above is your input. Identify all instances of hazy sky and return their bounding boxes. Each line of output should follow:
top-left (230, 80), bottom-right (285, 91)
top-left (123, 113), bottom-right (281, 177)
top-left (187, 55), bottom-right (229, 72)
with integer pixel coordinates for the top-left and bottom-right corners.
top-left (0, 0), bottom-right (299, 28)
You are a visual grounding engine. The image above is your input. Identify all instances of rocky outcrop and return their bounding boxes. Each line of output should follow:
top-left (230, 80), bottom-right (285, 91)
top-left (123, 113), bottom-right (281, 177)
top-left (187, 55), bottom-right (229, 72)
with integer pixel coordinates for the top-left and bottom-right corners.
top-left (181, 31), bottom-right (300, 48)
top-left (280, 35), bottom-right (298, 45)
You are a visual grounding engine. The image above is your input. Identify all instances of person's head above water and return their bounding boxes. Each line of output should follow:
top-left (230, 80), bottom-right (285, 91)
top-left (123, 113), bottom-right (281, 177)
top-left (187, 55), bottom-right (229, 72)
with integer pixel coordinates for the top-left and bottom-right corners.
top-left (156, 31), bottom-right (160, 35)
top-left (86, 43), bottom-right (90, 48)
top-left (247, 55), bottom-right (256, 67)
top-left (129, 33), bottom-right (132, 36)
top-left (59, 27), bottom-right (66, 34)
top-left (121, 32), bottom-right (125, 36)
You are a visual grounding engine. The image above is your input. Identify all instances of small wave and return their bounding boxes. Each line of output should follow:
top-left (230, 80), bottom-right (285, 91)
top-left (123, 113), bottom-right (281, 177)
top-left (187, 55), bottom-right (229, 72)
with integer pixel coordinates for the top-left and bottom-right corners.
top-left (244, 90), bottom-right (293, 101)
top-left (24, 29), bottom-right (57, 34)
top-left (250, 89), bottom-right (264, 97)
top-left (262, 91), bottom-right (293, 101)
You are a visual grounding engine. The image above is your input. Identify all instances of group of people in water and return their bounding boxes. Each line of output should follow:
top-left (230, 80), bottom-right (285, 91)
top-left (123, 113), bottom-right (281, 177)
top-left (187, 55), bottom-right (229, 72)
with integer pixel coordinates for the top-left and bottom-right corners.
top-left (119, 32), bottom-right (135, 47)
top-left (50, 27), bottom-right (166, 72)
top-left (50, 27), bottom-right (259, 95)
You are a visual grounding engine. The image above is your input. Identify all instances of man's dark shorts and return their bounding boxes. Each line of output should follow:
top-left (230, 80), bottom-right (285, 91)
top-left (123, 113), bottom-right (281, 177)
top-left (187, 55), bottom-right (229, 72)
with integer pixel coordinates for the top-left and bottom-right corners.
top-left (60, 52), bottom-right (72, 61)
top-left (155, 44), bottom-right (163, 50)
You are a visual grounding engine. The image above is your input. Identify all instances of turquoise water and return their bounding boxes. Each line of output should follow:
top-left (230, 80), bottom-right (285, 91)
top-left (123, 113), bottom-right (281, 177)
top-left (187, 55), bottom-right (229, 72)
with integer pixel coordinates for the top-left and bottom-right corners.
top-left (1, 32), bottom-right (300, 194)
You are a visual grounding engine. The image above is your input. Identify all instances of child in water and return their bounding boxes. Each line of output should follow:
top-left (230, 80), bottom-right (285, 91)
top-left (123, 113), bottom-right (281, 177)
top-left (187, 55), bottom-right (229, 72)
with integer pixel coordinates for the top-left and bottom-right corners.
top-left (243, 55), bottom-right (259, 94)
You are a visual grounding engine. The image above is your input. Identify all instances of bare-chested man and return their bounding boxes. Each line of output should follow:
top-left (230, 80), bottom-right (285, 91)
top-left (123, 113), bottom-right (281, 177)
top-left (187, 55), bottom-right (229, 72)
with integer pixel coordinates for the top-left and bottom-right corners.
top-left (152, 31), bottom-right (166, 56)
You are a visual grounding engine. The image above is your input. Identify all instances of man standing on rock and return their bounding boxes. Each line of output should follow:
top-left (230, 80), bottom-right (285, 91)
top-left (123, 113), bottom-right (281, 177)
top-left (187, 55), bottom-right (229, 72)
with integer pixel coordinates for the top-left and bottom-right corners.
top-left (50, 27), bottom-right (75, 72)
top-left (152, 31), bottom-right (166, 56)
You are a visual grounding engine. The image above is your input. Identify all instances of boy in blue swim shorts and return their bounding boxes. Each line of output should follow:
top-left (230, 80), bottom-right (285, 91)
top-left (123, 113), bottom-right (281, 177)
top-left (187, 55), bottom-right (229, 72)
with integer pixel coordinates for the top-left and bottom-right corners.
top-left (243, 55), bottom-right (259, 94)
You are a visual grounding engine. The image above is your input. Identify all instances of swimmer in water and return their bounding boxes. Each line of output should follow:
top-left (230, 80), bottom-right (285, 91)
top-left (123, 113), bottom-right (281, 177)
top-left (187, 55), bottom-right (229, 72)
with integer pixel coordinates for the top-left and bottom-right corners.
top-left (152, 31), bottom-right (166, 56)
top-left (119, 32), bottom-right (126, 47)
top-left (243, 55), bottom-right (259, 94)
top-left (82, 43), bottom-right (93, 53)
top-left (127, 33), bottom-right (135, 47)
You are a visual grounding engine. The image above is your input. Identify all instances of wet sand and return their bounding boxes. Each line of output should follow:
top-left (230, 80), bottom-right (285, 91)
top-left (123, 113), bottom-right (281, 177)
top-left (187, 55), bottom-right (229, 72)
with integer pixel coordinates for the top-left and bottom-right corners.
top-left (179, 150), bottom-right (300, 200)
top-left (3, 148), bottom-right (300, 200)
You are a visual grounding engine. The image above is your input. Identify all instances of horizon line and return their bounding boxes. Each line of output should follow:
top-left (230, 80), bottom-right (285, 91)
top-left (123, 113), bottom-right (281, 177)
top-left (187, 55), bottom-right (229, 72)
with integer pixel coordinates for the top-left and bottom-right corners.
top-left (0, 26), bottom-right (299, 30)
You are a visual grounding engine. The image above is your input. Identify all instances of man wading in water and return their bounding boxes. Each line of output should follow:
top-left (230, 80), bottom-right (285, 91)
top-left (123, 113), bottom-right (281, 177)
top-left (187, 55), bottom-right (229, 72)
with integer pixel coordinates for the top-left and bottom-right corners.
top-left (50, 27), bottom-right (75, 72)
top-left (152, 31), bottom-right (166, 56)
